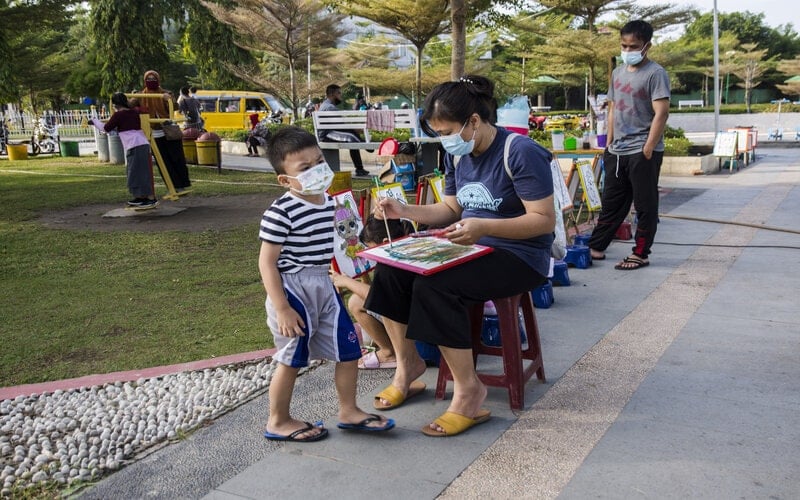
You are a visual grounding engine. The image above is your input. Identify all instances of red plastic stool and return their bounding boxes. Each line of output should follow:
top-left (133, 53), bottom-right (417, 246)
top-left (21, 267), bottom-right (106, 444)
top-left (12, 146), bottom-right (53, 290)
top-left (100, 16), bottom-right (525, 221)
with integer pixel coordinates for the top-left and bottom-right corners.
top-left (435, 292), bottom-right (545, 410)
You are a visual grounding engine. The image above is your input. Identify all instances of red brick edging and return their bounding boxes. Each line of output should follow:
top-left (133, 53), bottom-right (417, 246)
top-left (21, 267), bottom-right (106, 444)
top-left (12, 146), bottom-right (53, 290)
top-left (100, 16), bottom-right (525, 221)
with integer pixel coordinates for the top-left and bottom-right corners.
top-left (0, 348), bottom-right (276, 401)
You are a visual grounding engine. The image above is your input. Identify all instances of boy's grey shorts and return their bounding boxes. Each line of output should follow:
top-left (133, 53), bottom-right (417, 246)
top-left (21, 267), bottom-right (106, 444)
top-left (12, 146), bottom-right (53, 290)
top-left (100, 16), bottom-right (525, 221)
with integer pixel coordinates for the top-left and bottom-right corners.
top-left (267, 266), bottom-right (361, 368)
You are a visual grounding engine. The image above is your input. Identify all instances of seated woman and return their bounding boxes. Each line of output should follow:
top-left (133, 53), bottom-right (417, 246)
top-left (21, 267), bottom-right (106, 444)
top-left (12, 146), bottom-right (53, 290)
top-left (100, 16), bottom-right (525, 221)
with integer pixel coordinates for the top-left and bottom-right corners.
top-left (364, 75), bottom-right (555, 437)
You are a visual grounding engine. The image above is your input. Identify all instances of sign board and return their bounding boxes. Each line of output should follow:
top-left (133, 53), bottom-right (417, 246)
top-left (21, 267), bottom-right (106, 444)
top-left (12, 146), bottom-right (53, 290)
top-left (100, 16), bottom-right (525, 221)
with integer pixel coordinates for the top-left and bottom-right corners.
top-left (713, 131), bottom-right (738, 158)
top-left (576, 160), bottom-right (602, 210)
top-left (550, 159), bottom-right (572, 212)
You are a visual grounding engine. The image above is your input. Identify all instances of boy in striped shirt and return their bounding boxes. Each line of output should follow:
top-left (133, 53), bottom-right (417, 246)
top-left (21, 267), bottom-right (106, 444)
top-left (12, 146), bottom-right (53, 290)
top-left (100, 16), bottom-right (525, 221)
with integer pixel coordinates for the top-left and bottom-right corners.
top-left (258, 127), bottom-right (394, 442)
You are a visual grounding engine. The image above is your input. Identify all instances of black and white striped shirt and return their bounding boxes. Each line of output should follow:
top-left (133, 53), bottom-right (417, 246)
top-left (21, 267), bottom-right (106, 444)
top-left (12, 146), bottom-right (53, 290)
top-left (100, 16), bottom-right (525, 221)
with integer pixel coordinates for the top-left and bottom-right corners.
top-left (259, 192), bottom-right (334, 273)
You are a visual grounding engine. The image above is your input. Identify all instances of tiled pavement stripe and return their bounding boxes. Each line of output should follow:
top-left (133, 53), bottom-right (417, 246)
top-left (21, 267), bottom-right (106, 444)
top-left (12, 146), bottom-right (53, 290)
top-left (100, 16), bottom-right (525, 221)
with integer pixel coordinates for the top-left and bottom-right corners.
top-left (439, 182), bottom-right (791, 499)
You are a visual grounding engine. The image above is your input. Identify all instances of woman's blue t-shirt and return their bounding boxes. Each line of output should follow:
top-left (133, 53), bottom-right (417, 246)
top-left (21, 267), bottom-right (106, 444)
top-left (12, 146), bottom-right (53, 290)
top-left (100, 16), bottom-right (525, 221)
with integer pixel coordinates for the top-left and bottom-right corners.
top-left (443, 127), bottom-right (554, 277)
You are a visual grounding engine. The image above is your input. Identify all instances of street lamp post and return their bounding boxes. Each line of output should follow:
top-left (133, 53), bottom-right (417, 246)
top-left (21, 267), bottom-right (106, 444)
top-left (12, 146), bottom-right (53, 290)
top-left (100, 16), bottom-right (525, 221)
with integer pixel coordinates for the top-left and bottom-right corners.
top-left (771, 98), bottom-right (790, 127)
top-left (713, 0), bottom-right (720, 133)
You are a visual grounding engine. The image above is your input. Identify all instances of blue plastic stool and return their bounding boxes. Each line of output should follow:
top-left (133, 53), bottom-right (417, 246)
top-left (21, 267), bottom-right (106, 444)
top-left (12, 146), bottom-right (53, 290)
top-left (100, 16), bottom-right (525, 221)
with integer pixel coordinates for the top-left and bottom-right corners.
top-left (415, 341), bottom-right (440, 366)
top-left (481, 312), bottom-right (528, 347)
top-left (564, 244), bottom-right (592, 269)
top-left (573, 232), bottom-right (592, 247)
top-left (551, 260), bottom-right (571, 286)
top-left (531, 280), bottom-right (555, 309)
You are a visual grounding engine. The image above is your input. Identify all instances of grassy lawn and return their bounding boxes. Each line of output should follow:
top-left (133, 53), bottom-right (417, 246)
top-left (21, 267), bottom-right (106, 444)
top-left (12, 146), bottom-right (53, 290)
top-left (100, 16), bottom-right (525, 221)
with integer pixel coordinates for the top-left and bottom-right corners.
top-left (0, 156), bottom-right (372, 387)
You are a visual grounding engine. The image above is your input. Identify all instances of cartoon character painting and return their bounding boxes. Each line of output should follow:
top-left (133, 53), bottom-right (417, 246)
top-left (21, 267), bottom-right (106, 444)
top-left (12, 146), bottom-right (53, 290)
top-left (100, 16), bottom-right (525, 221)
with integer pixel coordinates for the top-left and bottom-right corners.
top-left (332, 192), bottom-right (372, 277)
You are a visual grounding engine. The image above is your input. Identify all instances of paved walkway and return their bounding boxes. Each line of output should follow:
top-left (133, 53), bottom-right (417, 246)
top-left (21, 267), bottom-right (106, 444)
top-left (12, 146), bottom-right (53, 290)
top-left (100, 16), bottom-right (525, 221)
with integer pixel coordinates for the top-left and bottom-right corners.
top-left (16, 148), bottom-right (800, 498)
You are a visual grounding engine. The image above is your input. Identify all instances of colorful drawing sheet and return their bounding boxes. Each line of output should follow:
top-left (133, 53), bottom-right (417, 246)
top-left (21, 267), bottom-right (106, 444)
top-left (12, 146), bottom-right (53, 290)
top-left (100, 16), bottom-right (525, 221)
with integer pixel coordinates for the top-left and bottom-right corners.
top-left (370, 181), bottom-right (409, 206)
top-left (576, 160), bottom-right (602, 210)
top-left (330, 190), bottom-right (375, 278)
top-left (370, 181), bottom-right (418, 230)
top-left (357, 236), bottom-right (493, 275)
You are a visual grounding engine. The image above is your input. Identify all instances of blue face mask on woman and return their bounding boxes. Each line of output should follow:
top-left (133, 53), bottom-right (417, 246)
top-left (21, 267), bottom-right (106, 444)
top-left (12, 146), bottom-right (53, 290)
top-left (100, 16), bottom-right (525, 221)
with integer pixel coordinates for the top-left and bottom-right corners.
top-left (439, 121), bottom-right (476, 156)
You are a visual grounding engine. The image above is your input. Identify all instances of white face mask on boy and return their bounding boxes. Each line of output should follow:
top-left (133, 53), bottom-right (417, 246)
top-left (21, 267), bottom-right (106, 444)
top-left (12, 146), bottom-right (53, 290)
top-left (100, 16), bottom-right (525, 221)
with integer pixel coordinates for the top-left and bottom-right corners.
top-left (285, 162), bottom-right (334, 196)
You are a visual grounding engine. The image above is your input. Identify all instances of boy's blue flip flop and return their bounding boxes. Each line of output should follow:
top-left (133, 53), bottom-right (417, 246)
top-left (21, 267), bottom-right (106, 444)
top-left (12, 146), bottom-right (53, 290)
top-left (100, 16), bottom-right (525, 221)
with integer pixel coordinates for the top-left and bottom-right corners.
top-left (337, 414), bottom-right (395, 432)
top-left (264, 421), bottom-right (328, 442)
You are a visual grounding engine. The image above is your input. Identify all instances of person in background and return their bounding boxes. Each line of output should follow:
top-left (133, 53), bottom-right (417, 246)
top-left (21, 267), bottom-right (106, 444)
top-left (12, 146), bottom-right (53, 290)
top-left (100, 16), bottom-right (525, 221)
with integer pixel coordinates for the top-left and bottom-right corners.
top-left (317, 84), bottom-right (370, 178)
top-left (364, 75), bottom-right (555, 437)
top-left (587, 20), bottom-right (670, 271)
top-left (330, 215), bottom-right (414, 370)
top-left (353, 93), bottom-right (368, 111)
top-left (138, 70), bottom-right (191, 192)
top-left (178, 86), bottom-right (204, 131)
top-left (88, 93), bottom-right (156, 208)
top-left (259, 126), bottom-right (395, 442)
top-left (245, 113), bottom-right (271, 157)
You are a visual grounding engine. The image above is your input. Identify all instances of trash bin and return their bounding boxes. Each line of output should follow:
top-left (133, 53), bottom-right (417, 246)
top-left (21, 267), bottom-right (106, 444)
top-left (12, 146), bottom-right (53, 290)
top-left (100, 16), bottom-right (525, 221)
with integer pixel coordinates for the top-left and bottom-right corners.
top-left (96, 132), bottom-right (109, 162)
top-left (182, 128), bottom-right (202, 164)
top-left (59, 140), bottom-right (80, 157)
top-left (7, 144), bottom-right (28, 161)
top-left (107, 134), bottom-right (124, 164)
top-left (195, 131), bottom-right (221, 167)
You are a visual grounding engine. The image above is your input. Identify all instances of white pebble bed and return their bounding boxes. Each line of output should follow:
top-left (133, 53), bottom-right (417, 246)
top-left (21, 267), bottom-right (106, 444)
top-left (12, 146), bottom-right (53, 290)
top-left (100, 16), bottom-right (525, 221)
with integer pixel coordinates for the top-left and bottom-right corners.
top-left (0, 357), bottom-right (314, 495)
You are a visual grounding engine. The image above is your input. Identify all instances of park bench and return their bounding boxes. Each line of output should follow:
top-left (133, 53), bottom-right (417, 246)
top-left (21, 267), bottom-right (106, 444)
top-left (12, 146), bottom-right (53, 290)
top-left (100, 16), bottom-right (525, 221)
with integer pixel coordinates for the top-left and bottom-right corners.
top-left (678, 99), bottom-right (704, 109)
top-left (312, 109), bottom-right (439, 173)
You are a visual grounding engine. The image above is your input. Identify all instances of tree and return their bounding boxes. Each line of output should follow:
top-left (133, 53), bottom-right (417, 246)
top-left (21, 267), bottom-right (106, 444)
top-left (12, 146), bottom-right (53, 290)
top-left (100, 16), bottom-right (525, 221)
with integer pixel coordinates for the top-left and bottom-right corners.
top-left (729, 43), bottom-right (771, 113)
top-left (184, 0), bottom-right (256, 89)
top-left (449, 0), bottom-right (521, 81)
top-left (538, 0), bottom-right (694, 99)
top-left (201, 0), bottom-right (344, 118)
top-left (328, 0), bottom-right (450, 109)
top-left (683, 11), bottom-right (800, 61)
top-left (776, 56), bottom-right (800, 99)
top-left (90, 0), bottom-right (175, 96)
top-left (0, 0), bottom-right (75, 110)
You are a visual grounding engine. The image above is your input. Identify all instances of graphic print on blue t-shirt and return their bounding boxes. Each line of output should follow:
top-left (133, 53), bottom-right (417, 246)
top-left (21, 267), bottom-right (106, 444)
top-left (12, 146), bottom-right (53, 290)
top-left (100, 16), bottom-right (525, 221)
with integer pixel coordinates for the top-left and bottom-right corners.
top-left (457, 183), bottom-right (503, 212)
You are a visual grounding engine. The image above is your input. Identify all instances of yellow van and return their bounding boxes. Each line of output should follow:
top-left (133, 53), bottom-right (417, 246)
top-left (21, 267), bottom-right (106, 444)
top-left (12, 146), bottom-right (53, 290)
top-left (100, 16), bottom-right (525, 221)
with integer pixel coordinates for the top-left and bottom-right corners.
top-left (177, 90), bottom-right (287, 131)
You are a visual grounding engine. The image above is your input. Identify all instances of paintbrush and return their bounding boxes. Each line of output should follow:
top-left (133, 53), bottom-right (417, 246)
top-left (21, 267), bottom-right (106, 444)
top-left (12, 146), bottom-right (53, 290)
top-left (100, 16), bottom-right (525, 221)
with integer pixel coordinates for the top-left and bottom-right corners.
top-left (374, 177), bottom-right (393, 248)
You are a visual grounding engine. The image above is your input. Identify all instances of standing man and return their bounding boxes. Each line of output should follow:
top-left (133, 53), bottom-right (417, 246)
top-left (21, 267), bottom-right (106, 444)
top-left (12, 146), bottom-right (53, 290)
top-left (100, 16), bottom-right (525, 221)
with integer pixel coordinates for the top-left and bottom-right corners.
top-left (318, 84), bottom-right (370, 177)
top-left (588, 20), bottom-right (670, 271)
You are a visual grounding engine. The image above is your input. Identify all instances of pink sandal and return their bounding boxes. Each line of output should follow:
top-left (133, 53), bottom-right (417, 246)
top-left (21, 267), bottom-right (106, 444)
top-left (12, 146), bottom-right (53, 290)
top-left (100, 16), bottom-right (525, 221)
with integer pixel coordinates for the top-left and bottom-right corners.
top-left (358, 351), bottom-right (398, 370)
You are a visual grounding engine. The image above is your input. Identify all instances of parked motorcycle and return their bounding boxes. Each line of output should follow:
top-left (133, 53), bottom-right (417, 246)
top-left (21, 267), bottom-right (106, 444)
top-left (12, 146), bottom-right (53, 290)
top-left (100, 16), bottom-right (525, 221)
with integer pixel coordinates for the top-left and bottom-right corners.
top-left (0, 119), bottom-right (9, 155)
top-left (30, 116), bottom-right (59, 155)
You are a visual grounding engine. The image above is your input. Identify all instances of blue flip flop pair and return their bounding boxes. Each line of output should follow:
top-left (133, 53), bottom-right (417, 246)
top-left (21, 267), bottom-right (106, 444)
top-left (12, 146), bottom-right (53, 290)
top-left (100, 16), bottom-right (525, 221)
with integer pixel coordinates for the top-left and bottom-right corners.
top-left (264, 421), bottom-right (328, 442)
top-left (337, 414), bottom-right (395, 432)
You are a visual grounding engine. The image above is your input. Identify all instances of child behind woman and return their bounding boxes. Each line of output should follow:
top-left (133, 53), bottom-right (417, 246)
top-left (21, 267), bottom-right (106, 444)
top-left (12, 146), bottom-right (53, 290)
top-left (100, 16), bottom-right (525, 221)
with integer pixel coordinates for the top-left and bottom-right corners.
top-left (330, 215), bottom-right (414, 370)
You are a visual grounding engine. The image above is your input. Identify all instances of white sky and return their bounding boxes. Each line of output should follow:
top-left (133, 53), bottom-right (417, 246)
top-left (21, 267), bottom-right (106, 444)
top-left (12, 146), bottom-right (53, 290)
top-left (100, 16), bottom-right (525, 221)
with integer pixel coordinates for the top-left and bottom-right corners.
top-left (638, 0), bottom-right (800, 38)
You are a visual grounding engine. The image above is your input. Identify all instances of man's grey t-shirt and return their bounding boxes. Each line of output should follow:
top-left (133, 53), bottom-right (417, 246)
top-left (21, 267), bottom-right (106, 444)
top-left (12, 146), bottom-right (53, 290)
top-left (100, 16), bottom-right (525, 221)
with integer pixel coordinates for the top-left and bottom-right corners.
top-left (608, 59), bottom-right (670, 155)
top-left (317, 98), bottom-right (337, 141)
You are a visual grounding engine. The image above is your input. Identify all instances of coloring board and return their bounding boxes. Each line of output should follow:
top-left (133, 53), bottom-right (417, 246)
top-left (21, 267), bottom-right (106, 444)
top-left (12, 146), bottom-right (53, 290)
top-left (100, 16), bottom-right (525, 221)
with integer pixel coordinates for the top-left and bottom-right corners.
top-left (358, 236), bottom-right (493, 275)
top-left (330, 190), bottom-right (374, 278)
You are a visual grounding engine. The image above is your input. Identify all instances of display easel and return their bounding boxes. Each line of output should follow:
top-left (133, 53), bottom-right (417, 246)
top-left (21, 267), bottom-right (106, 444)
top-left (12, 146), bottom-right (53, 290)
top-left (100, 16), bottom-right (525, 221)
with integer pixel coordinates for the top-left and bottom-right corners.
top-left (553, 150), bottom-right (603, 208)
top-left (554, 151), bottom-right (603, 238)
top-left (126, 93), bottom-right (186, 201)
top-left (712, 131), bottom-right (739, 172)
